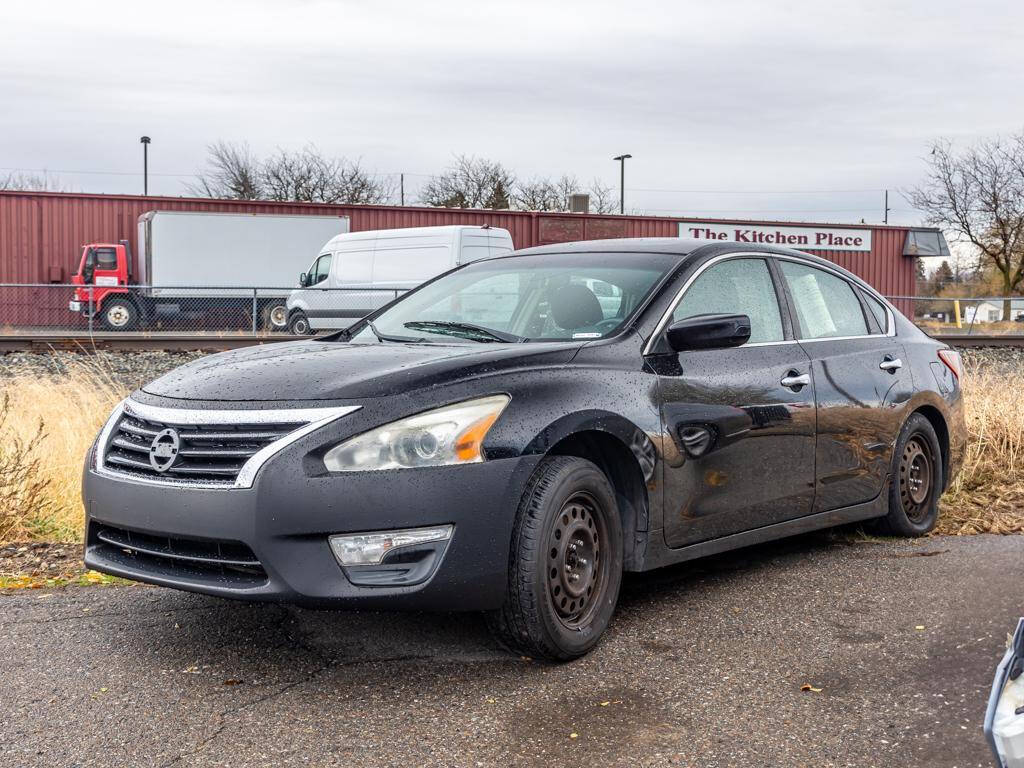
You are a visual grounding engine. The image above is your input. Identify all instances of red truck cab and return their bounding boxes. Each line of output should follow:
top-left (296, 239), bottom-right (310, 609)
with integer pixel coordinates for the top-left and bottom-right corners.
top-left (70, 241), bottom-right (137, 329)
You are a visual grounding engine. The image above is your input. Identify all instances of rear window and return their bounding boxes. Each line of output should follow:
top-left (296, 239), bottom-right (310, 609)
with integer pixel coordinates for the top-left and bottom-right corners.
top-left (92, 248), bottom-right (118, 270)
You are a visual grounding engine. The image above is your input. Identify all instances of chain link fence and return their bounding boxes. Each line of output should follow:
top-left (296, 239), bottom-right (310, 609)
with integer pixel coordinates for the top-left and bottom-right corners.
top-left (1, 284), bottom-right (1022, 339)
top-left (888, 296), bottom-right (1024, 336)
top-left (0, 284), bottom-right (406, 338)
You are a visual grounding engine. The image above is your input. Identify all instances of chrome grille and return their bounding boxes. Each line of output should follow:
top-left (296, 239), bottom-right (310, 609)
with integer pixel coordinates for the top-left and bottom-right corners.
top-left (96, 401), bottom-right (361, 488)
top-left (103, 413), bottom-right (302, 485)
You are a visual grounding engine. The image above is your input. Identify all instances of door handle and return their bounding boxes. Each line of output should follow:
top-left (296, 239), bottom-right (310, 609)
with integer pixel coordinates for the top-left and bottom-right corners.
top-left (879, 357), bottom-right (903, 372)
top-left (780, 372), bottom-right (810, 390)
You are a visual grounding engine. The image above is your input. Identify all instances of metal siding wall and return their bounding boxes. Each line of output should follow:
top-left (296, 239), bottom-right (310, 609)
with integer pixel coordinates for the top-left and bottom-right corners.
top-left (0, 191), bottom-right (915, 304)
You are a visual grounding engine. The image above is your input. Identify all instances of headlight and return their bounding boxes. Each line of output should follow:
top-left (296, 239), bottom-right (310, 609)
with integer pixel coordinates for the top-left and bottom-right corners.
top-left (323, 394), bottom-right (509, 472)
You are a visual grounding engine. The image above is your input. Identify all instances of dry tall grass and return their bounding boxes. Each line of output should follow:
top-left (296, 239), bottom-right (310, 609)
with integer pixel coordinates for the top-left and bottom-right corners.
top-left (0, 359), bottom-right (124, 541)
top-left (0, 355), bottom-right (1020, 542)
top-left (938, 362), bottom-right (1024, 534)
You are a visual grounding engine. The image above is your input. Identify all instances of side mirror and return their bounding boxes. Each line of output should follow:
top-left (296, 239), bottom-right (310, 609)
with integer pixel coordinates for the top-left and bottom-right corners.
top-left (299, 272), bottom-right (309, 287)
top-left (665, 313), bottom-right (751, 352)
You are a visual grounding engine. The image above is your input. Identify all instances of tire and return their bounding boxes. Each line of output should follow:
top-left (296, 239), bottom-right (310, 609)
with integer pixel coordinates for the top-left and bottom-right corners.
top-left (261, 302), bottom-right (289, 332)
top-left (288, 311), bottom-right (312, 335)
top-left (874, 413), bottom-right (943, 536)
top-left (99, 297), bottom-right (138, 331)
top-left (487, 456), bottom-right (623, 661)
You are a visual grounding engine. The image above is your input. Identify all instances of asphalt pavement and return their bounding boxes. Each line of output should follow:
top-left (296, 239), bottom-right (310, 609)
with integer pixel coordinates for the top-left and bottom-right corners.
top-left (2, 532), bottom-right (1020, 768)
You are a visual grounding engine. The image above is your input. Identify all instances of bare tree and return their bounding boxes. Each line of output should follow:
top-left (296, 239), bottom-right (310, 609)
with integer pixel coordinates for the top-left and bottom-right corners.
top-left (513, 175), bottom-right (619, 213)
top-left (419, 155), bottom-right (515, 209)
top-left (0, 171), bottom-right (66, 191)
top-left (586, 178), bottom-right (618, 214)
top-left (188, 142), bottom-right (393, 204)
top-left (187, 141), bottom-right (263, 199)
top-left (513, 175), bottom-right (581, 211)
top-left (261, 146), bottom-right (393, 204)
top-left (909, 135), bottom-right (1024, 319)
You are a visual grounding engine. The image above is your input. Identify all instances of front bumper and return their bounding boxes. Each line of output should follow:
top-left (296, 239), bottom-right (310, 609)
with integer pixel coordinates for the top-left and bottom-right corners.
top-left (83, 447), bottom-right (541, 611)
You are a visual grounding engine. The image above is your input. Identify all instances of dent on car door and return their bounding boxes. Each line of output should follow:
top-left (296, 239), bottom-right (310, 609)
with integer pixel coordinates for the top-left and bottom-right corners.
top-left (652, 257), bottom-right (817, 549)
top-left (777, 259), bottom-right (913, 512)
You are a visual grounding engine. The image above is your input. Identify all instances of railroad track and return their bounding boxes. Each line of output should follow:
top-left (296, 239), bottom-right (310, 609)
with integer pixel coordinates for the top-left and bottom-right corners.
top-left (2, 333), bottom-right (1024, 352)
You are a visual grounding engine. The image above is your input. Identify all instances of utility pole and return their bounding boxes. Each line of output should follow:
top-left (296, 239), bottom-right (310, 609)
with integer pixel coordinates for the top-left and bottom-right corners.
top-left (883, 189), bottom-right (890, 225)
top-left (140, 136), bottom-right (151, 196)
top-left (613, 154), bottom-right (632, 214)
top-left (400, 173), bottom-right (405, 206)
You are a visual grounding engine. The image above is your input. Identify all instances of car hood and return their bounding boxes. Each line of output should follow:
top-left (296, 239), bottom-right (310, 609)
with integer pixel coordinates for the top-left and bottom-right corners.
top-left (141, 339), bottom-right (583, 401)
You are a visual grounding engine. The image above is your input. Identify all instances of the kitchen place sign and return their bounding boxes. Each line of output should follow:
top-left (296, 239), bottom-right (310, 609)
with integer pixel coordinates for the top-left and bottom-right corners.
top-left (679, 222), bottom-right (872, 252)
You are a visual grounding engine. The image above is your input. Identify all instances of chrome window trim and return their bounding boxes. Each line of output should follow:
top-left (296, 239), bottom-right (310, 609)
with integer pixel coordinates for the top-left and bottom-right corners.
top-left (94, 399), bottom-right (361, 490)
top-left (643, 251), bottom-right (896, 355)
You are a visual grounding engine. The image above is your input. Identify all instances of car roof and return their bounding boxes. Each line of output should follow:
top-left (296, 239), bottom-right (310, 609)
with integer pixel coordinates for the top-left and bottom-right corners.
top-left (512, 237), bottom-right (705, 257)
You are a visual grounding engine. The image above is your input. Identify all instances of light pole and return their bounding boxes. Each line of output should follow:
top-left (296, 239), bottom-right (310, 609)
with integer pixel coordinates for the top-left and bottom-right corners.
top-left (613, 153), bottom-right (631, 214)
top-left (140, 136), bottom-right (151, 195)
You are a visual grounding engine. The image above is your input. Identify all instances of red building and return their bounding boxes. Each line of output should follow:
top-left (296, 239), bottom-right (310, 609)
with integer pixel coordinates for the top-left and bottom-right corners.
top-left (0, 190), bottom-right (945, 312)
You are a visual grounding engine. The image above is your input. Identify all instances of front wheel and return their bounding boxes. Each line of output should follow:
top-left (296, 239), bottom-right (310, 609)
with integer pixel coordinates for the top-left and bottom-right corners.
top-left (487, 456), bottom-right (623, 661)
top-left (99, 297), bottom-right (138, 331)
top-left (287, 310), bottom-right (312, 335)
top-left (874, 413), bottom-right (943, 536)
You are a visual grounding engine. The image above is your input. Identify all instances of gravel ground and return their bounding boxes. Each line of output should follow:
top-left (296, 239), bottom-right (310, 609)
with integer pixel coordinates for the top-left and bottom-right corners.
top-left (0, 343), bottom-right (1021, 389)
top-left (1, 532), bottom-right (1019, 767)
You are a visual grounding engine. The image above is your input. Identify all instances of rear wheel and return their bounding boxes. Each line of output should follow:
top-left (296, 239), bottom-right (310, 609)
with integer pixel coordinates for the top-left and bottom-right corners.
top-left (874, 413), bottom-right (943, 536)
top-left (487, 456), bottom-right (623, 661)
top-left (100, 297), bottom-right (138, 331)
top-left (261, 301), bottom-right (289, 332)
top-left (288, 311), bottom-right (312, 335)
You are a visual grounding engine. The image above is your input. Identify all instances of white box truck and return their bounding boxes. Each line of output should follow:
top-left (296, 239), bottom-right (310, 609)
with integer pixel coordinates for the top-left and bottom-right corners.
top-left (68, 211), bottom-right (349, 331)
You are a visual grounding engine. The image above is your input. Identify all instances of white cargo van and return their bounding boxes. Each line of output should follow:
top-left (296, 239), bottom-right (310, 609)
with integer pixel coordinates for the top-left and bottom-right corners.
top-left (286, 225), bottom-right (514, 333)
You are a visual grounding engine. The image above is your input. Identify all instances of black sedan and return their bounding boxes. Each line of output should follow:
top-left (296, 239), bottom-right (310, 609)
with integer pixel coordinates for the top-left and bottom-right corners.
top-left (83, 238), bottom-right (966, 660)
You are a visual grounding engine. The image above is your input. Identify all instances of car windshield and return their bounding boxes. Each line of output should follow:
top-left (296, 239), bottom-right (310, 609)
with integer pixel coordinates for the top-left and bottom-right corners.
top-left (348, 252), bottom-right (678, 343)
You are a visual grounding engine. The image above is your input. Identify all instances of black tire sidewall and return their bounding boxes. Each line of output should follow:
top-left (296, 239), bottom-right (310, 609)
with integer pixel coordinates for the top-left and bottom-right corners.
top-left (520, 459), bottom-right (623, 659)
top-left (886, 414), bottom-right (943, 536)
top-left (288, 312), bottom-right (310, 335)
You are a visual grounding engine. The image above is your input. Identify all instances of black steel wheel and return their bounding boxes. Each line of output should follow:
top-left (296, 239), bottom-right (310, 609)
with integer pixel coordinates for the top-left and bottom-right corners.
top-left (875, 413), bottom-right (943, 536)
top-left (288, 310), bottom-right (312, 335)
top-left (547, 492), bottom-right (608, 629)
top-left (487, 456), bottom-right (623, 661)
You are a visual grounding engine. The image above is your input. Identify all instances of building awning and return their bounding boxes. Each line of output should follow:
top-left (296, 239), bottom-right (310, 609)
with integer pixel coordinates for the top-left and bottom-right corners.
top-left (903, 229), bottom-right (950, 258)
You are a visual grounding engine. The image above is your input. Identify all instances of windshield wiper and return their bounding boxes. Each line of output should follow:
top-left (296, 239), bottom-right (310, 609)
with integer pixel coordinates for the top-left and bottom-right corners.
top-left (366, 320), bottom-right (425, 344)
top-left (402, 320), bottom-right (526, 343)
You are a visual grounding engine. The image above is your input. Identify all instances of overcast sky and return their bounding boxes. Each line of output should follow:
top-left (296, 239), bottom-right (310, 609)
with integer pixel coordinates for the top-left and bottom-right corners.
top-left (2, 0), bottom-right (1023, 228)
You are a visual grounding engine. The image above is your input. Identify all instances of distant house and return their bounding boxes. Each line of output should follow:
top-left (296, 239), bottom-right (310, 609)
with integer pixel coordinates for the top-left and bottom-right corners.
top-left (963, 299), bottom-right (1024, 323)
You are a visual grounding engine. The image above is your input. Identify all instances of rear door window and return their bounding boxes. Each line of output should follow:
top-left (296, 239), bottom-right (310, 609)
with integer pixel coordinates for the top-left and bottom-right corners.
top-left (779, 261), bottom-right (868, 339)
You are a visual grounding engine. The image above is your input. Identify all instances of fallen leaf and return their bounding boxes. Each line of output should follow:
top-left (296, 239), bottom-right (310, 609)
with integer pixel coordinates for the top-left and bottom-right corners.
top-left (599, 701), bottom-right (610, 707)
top-left (801, 684), bottom-right (823, 693)
top-left (99, 687), bottom-right (108, 693)
top-left (569, 733), bottom-right (578, 739)
top-left (223, 679), bottom-right (244, 686)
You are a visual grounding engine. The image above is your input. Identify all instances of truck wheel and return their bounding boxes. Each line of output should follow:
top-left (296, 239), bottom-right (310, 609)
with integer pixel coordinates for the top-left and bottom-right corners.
top-left (100, 298), bottom-right (138, 331)
top-left (261, 302), bottom-right (289, 332)
top-left (288, 311), bottom-right (312, 335)
top-left (487, 456), bottom-right (623, 661)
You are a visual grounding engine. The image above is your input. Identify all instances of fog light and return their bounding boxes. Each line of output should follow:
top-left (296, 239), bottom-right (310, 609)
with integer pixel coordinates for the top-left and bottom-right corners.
top-left (328, 525), bottom-right (453, 567)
